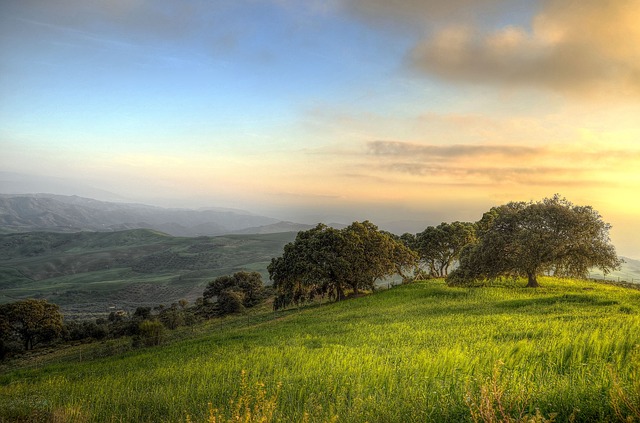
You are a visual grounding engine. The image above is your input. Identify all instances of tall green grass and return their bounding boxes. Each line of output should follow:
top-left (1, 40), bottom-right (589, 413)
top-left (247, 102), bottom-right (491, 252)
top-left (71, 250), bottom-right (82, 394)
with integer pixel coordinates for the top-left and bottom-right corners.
top-left (1, 277), bottom-right (639, 422)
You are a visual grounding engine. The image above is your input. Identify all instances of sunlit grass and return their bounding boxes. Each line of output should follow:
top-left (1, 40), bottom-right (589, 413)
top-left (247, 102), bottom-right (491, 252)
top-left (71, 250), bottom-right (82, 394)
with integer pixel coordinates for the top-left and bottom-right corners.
top-left (1, 277), bottom-right (639, 422)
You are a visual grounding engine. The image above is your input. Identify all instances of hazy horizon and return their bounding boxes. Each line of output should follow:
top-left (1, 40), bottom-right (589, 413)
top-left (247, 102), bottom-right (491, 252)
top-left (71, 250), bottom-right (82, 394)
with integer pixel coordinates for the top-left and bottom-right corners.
top-left (2, 1), bottom-right (640, 258)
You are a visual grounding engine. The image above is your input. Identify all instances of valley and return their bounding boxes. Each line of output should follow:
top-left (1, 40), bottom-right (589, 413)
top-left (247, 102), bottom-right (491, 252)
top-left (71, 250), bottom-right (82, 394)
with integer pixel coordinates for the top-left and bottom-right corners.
top-left (0, 229), bottom-right (295, 318)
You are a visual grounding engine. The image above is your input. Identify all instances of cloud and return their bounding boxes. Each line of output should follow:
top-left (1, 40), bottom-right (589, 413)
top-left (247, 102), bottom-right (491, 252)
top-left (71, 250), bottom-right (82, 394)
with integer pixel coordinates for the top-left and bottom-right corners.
top-left (385, 162), bottom-right (610, 187)
top-left (337, 0), bottom-right (640, 98)
top-left (409, 0), bottom-right (640, 96)
top-left (360, 139), bottom-right (640, 190)
top-left (368, 140), bottom-right (539, 159)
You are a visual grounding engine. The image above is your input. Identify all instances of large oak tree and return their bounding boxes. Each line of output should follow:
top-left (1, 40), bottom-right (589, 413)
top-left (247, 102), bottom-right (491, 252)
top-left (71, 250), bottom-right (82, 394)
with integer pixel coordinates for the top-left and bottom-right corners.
top-left (447, 195), bottom-right (622, 287)
top-left (268, 221), bottom-right (417, 309)
top-left (0, 299), bottom-right (64, 350)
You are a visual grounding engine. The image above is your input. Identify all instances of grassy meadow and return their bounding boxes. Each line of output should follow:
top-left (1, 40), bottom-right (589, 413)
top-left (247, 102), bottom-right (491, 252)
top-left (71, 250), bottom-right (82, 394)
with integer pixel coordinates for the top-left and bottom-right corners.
top-left (1, 277), bottom-right (640, 422)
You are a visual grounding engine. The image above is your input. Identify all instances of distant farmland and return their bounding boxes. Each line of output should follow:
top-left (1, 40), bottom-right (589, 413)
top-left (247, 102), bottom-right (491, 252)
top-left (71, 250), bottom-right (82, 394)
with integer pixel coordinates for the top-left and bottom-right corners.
top-left (0, 229), bottom-right (295, 318)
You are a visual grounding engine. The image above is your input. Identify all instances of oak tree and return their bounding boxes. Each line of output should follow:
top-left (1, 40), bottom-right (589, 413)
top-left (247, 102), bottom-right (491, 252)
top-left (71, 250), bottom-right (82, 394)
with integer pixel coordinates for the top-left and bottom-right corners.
top-left (414, 222), bottom-right (476, 277)
top-left (447, 195), bottom-right (622, 287)
top-left (0, 299), bottom-right (64, 350)
top-left (268, 221), bottom-right (418, 309)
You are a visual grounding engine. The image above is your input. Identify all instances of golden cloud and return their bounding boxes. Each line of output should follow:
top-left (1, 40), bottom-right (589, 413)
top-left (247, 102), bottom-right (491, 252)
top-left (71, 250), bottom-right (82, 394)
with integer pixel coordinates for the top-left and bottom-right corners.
top-left (361, 140), bottom-right (640, 189)
top-left (408, 0), bottom-right (640, 97)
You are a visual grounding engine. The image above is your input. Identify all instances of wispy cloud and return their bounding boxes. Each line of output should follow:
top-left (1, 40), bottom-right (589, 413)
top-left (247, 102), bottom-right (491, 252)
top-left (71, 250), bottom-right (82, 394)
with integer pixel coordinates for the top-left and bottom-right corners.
top-left (356, 139), bottom-right (640, 190)
top-left (384, 162), bottom-right (612, 187)
top-left (368, 140), bottom-right (539, 159)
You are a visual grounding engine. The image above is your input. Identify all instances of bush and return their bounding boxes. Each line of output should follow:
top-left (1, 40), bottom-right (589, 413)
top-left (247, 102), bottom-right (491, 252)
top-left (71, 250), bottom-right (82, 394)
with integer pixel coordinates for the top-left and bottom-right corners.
top-left (135, 320), bottom-right (164, 347)
top-left (65, 321), bottom-right (109, 342)
top-left (217, 290), bottom-right (245, 315)
top-left (204, 271), bottom-right (264, 309)
top-left (158, 308), bottom-right (185, 330)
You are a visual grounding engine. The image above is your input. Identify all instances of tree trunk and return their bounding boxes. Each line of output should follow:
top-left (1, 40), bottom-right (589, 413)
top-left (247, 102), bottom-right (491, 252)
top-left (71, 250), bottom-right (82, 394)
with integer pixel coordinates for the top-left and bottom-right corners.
top-left (526, 272), bottom-right (540, 288)
top-left (336, 285), bottom-right (345, 301)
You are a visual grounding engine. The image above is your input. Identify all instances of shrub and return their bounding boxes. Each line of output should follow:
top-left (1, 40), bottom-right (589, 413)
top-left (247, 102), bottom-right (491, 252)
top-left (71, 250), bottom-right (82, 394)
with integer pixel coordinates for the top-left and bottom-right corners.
top-left (136, 320), bottom-right (164, 347)
top-left (217, 290), bottom-right (245, 315)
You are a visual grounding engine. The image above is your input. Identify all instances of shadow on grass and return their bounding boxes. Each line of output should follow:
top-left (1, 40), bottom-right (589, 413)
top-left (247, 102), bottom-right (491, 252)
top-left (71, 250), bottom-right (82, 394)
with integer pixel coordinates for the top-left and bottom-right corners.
top-left (497, 294), bottom-right (619, 310)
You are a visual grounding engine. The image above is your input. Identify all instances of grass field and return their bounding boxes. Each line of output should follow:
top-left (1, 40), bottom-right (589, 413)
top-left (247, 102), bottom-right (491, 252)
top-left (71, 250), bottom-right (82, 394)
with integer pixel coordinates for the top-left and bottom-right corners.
top-left (1, 277), bottom-right (639, 422)
top-left (0, 230), bottom-right (296, 318)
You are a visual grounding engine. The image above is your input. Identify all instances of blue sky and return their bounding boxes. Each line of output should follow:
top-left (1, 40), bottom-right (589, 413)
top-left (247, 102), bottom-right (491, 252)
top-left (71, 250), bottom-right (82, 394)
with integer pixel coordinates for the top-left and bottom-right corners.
top-left (1, 0), bottom-right (640, 258)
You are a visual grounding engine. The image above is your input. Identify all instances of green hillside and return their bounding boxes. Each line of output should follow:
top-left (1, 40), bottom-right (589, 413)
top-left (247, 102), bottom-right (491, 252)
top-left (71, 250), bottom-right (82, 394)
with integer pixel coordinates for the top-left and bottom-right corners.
top-left (0, 230), bottom-right (296, 318)
top-left (1, 277), bottom-right (639, 422)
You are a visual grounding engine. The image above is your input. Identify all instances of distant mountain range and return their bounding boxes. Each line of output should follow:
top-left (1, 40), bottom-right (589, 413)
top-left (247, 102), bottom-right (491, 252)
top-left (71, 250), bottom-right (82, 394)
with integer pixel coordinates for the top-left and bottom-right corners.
top-left (0, 194), bottom-right (314, 236)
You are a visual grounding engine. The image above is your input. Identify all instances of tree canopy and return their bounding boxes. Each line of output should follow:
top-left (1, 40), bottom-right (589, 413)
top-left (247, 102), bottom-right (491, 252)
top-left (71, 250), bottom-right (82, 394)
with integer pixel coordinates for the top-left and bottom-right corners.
top-left (412, 221), bottom-right (477, 277)
top-left (203, 271), bottom-right (265, 313)
top-left (447, 195), bottom-right (622, 287)
top-left (268, 221), bottom-right (418, 309)
top-left (0, 299), bottom-right (64, 350)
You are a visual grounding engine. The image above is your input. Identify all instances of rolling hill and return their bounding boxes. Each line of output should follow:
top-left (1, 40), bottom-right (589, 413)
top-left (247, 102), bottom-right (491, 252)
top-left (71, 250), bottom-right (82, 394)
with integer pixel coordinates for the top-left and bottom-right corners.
top-left (1, 278), bottom-right (639, 422)
top-left (0, 229), bottom-right (296, 318)
top-left (0, 194), bottom-right (312, 236)
top-left (590, 256), bottom-right (640, 283)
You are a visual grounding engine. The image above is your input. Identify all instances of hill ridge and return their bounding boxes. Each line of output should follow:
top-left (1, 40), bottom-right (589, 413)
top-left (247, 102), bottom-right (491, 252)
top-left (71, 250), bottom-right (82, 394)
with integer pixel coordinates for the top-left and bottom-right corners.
top-left (2, 277), bottom-right (640, 422)
top-left (0, 193), bottom-right (290, 236)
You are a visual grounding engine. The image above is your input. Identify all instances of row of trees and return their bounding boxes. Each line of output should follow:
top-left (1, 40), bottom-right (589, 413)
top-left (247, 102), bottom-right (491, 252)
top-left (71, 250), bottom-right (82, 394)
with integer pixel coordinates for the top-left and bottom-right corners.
top-left (268, 196), bottom-right (621, 305)
top-left (1, 271), bottom-right (269, 359)
top-left (0, 298), bottom-right (196, 358)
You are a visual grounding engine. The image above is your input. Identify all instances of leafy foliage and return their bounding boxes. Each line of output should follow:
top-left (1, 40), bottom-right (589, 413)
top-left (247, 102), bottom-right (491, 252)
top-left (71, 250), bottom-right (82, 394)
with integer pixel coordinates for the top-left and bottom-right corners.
top-left (203, 271), bottom-right (265, 311)
top-left (447, 195), bottom-right (622, 287)
top-left (413, 221), bottom-right (477, 277)
top-left (64, 320), bottom-right (109, 342)
top-left (0, 299), bottom-right (64, 351)
top-left (136, 320), bottom-right (164, 347)
top-left (268, 221), bottom-right (418, 309)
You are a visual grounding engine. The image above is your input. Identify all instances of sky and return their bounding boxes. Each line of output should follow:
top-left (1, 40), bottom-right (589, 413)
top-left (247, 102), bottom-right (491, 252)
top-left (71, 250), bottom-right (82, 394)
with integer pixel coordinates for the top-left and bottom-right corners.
top-left (1, 0), bottom-right (640, 257)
